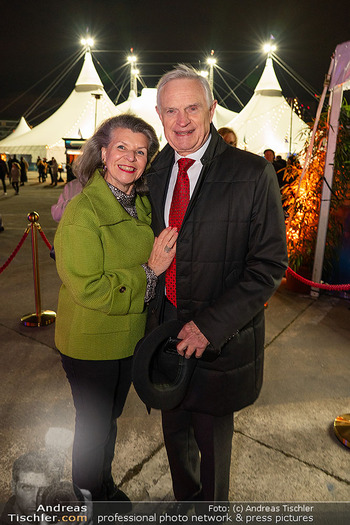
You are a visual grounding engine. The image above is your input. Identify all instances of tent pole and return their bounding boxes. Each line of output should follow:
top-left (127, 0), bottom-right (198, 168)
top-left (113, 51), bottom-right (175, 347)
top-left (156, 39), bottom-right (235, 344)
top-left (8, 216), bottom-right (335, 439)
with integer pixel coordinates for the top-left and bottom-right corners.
top-left (289, 98), bottom-right (294, 155)
top-left (310, 84), bottom-right (343, 297)
top-left (287, 57), bottom-right (334, 232)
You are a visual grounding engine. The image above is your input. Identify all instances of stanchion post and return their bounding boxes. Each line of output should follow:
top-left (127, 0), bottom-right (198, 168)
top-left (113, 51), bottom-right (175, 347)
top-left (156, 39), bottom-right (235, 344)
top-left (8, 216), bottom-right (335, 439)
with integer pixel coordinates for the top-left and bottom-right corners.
top-left (334, 414), bottom-right (350, 449)
top-left (21, 211), bottom-right (56, 327)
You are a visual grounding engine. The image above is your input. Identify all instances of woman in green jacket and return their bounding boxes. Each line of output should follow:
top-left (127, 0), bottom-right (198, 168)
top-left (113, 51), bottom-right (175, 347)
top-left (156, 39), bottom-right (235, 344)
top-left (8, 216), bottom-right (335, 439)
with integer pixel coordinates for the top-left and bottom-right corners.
top-left (54, 115), bottom-right (177, 502)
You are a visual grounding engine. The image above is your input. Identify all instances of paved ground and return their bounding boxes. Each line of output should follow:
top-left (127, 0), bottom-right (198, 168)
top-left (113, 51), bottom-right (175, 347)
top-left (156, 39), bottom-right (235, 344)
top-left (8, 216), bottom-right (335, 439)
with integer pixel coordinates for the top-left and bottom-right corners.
top-left (0, 172), bottom-right (349, 510)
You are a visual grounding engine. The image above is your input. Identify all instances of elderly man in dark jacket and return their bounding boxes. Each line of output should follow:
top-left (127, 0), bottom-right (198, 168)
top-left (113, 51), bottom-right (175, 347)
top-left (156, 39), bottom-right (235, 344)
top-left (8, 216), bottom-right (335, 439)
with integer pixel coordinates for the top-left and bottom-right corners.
top-left (147, 65), bottom-right (288, 502)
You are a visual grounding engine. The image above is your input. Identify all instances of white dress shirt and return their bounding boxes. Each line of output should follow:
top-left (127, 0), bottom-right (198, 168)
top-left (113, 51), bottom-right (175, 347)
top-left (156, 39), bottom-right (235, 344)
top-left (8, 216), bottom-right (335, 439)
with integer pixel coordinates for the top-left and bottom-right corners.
top-left (164, 135), bottom-right (211, 226)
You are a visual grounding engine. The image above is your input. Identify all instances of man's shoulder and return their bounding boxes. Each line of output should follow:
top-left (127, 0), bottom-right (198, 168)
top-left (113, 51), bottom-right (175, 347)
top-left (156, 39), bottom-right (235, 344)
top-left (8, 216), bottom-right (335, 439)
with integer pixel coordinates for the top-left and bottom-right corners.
top-left (211, 145), bottom-right (270, 179)
top-left (149, 144), bottom-right (174, 173)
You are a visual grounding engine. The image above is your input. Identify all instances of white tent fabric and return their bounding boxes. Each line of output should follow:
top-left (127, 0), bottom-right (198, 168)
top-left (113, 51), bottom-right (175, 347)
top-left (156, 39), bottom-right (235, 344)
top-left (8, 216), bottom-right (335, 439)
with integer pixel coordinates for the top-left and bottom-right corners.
top-left (212, 104), bottom-right (238, 130)
top-left (3, 116), bottom-right (31, 139)
top-left (0, 52), bottom-right (120, 163)
top-left (116, 88), bottom-right (166, 146)
top-left (226, 58), bottom-right (308, 156)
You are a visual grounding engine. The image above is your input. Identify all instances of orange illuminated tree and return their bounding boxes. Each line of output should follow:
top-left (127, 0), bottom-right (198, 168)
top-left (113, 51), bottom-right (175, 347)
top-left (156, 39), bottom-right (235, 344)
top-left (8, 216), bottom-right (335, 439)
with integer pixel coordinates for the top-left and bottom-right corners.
top-left (283, 103), bottom-right (350, 280)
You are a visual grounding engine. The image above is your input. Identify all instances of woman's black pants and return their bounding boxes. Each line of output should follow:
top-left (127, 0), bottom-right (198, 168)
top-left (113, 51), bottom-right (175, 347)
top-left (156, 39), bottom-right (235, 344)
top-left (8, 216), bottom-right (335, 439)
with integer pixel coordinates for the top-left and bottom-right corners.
top-left (60, 353), bottom-right (132, 500)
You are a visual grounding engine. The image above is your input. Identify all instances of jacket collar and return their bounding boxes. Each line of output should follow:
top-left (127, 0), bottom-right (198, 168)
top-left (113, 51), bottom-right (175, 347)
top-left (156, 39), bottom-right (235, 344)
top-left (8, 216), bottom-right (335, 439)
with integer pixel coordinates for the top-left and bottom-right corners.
top-left (147, 124), bottom-right (229, 228)
top-left (149, 124), bottom-right (227, 175)
top-left (83, 171), bottom-right (151, 226)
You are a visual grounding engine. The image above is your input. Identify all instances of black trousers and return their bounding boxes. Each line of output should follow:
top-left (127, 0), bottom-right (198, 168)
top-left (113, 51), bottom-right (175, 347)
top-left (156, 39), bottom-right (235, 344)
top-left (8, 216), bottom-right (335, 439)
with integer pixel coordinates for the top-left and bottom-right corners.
top-left (162, 409), bottom-right (233, 501)
top-left (162, 299), bottom-right (234, 501)
top-left (60, 353), bottom-right (132, 500)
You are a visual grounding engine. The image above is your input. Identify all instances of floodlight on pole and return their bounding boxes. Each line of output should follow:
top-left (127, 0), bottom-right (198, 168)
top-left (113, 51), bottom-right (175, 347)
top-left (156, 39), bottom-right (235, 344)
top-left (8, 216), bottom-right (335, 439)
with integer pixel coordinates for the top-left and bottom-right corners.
top-left (127, 50), bottom-right (138, 95)
top-left (263, 42), bottom-right (277, 56)
top-left (206, 54), bottom-right (216, 92)
top-left (81, 37), bottom-right (94, 51)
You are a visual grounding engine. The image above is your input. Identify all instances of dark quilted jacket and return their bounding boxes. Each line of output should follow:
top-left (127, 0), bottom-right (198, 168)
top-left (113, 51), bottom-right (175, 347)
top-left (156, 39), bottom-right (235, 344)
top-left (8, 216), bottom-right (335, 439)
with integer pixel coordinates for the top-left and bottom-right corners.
top-left (147, 126), bottom-right (288, 415)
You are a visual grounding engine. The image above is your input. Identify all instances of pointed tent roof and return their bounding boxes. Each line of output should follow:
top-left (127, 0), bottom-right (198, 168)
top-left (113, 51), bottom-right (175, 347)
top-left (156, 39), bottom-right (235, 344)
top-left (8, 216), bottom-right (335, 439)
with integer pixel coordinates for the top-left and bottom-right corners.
top-left (226, 57), bottom-right (308, 156)
top-left (75, 51), bottom-right (103, 91)
top-left (254, 57), bottom-right (282, 92)
top-left (0, 51), bottom-right (120, 163)
top-left (212, 104), bottom-right (238, 129)
top-left (3, 116), bottom-right (31, 140)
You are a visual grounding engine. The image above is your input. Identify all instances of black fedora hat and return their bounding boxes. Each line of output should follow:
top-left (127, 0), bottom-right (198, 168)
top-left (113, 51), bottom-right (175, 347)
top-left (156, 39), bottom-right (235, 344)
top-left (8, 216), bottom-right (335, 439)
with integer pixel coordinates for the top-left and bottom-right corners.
top-left (132, 320), bottom-right (197, 411)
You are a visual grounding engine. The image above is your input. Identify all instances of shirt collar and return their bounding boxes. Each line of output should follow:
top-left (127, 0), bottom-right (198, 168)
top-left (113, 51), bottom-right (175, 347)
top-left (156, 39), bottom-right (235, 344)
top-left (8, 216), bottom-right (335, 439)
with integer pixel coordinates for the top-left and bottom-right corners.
top-left (174, 134), bottom-right (211, 164)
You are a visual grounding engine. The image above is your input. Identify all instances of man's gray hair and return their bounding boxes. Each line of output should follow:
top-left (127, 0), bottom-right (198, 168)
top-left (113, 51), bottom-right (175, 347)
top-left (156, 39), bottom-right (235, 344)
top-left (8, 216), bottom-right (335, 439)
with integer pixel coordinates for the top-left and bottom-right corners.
top-left (156, 64), bottom-right (214, 109)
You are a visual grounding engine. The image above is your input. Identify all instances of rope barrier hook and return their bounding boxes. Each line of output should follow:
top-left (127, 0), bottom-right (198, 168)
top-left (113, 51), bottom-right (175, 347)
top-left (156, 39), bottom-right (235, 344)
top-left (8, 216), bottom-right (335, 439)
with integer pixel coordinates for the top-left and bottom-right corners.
top-left (21, 211), bottom-right (56, 327)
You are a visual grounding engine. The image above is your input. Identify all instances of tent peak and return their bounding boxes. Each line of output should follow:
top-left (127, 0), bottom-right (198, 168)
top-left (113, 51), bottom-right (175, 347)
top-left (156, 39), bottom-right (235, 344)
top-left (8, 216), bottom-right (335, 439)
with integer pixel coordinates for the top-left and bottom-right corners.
top-left (254, 57), bottom-right (282, 93)
top-left (75, 50), bottom-right (103, 92)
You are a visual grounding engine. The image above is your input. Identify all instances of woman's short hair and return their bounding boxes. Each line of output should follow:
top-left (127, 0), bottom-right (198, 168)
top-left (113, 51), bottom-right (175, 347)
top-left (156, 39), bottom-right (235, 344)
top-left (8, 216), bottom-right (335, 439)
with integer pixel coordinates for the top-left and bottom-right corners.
top-left (74, 114), bottom-right (159, 192)
top-left (156, 64), bottom-right (214, 109)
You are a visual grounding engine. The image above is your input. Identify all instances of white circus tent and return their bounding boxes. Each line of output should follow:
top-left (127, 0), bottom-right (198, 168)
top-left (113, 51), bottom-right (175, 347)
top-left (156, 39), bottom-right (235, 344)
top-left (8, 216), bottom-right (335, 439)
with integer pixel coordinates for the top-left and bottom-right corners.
top-left (0, 51), bottom-right (120, 164)
top-left (5, 116), bottom-right (31, 139)
top-left (226, 57), bottom-right (309, 156)
top-left (212, 104), bottom-right (238, 130)
top-left (116, 88), bottom-right (166, 146)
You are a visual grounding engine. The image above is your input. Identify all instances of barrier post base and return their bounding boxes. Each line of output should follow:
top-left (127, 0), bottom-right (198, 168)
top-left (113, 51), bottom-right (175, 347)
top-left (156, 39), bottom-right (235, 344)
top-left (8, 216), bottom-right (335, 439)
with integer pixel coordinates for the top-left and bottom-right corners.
top-left (334, 414), bottom-right (350, 448)
top-left (21, 310), bottom-right (56, 327)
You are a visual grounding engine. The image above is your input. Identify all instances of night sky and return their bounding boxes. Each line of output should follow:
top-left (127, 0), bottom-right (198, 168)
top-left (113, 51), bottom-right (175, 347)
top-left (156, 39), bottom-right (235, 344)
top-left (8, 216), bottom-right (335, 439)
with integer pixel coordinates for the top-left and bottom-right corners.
top-left (1, 0), bottom-right (349, 126)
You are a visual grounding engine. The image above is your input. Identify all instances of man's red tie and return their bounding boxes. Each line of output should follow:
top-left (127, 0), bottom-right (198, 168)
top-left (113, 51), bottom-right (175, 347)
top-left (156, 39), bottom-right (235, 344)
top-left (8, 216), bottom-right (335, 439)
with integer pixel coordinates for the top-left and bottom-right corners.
top-left (166, 157), bottom-right (195, 307)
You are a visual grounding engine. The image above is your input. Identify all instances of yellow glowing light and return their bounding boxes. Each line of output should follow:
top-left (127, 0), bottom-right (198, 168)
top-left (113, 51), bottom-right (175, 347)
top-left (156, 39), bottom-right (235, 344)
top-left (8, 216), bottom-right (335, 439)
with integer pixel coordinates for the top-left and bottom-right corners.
top-left (263, 43), bottom-right (277, 53)
top-left (200, 70), bottom-right (209, 78)
top-left (128, 55), bottom-right (137, 63)
top-left (81, 37), bottom-right (94, 47)
top-left (207, 57), bottom-right (216, 66)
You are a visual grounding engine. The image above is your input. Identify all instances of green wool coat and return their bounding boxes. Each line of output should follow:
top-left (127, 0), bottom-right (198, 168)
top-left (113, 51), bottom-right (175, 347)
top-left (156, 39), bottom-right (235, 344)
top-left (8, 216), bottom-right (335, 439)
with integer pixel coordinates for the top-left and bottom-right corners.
top-left (54, 172), bottom-right (154, 360)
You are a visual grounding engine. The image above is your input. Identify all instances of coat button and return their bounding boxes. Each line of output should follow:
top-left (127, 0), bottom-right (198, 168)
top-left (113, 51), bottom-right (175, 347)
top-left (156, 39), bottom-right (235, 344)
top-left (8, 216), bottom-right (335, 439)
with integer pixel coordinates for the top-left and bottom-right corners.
top-left (119, 286), bottom-right (126, 293)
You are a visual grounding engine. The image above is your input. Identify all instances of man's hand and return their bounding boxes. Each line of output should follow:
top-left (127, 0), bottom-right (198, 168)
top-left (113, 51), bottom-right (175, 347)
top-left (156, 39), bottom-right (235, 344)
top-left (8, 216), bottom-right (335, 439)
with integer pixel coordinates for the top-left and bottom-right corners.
top-left (176, 321), bottom-right (209, 359)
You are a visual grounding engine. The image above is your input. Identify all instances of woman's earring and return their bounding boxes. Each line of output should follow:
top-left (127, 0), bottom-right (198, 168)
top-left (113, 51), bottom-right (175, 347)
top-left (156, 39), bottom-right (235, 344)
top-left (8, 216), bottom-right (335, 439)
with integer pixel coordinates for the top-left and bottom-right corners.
top-left (102, 161), bottom-right (107, 174)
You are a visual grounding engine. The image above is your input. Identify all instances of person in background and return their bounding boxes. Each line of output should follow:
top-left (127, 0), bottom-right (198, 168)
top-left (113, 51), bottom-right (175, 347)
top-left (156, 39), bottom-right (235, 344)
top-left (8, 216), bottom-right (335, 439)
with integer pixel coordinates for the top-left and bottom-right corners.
top-left (217, 126), bottom-right (237, 147)
top-left (37, 157), bottom-right (46, 183)
top-left (8, 155), bottom-right (20, 177)
top-left (0, 156), bottom-right (8, 195)
top-left (10, 160), bottom-right (21, 195)
top-left (54, 114), bottom-right (177, 502)
top-left (20, 156), bottom-right (28, 186)
top-left (65, 162), bottom-right (75, 183)
top-left (264, 148), bottom-right (286, 189)
top-left (50, 157), bottom-right (59, 186)
top-left (147, 65), bottom-right (288, 501)
top-left (51, 179), bottom-right (83, 223)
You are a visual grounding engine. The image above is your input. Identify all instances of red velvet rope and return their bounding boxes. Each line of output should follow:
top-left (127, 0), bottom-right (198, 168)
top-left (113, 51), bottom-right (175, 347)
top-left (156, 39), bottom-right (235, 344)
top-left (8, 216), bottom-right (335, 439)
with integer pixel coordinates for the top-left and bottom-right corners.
top-left (0, 228), bottom-right (30, 274)
top-left (37, 226), bottom-right (52, 250)
top-left (1, 227), bottom-right (349, 293)
top-left (287, 267), bottom-right (350, 291)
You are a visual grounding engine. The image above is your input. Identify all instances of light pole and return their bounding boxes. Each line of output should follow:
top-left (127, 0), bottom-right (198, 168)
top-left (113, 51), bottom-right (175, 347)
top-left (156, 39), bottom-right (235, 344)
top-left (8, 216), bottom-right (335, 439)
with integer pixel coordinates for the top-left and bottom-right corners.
top-left (92, 93), bottom-right (102, 131)
top-left (127, 52), bottom-right (138, 95)
top-left (207, 53), bottom-right (216, 93)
